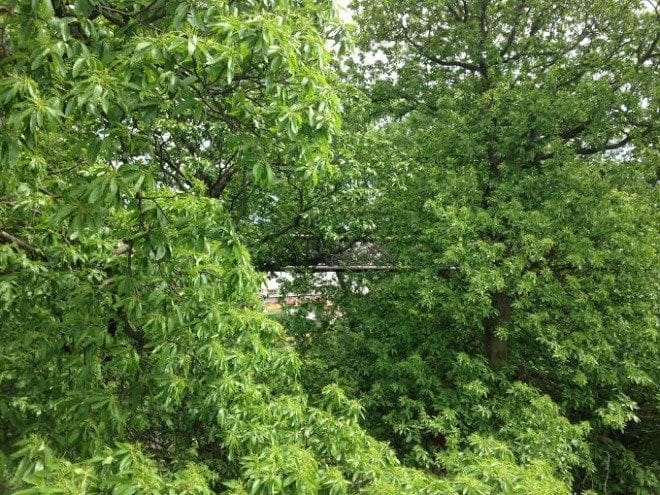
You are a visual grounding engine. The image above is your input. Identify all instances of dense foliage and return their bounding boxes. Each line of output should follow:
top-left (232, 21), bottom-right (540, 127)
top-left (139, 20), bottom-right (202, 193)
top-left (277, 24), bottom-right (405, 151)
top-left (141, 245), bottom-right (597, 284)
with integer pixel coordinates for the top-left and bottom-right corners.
top-left (1, 0), bottom-right (657, 494)
top-left (0, 1), bottom-right (434, 493)
top-left (281, 0), bottom-right (659, 493)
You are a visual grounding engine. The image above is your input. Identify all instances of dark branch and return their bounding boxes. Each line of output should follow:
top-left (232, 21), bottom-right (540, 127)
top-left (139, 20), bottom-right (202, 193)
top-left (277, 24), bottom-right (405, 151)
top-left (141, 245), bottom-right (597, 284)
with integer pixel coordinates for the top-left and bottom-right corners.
top-left (0, 230), bottom-right (45, 260)
top-left (118, 308), bottom-right (146, 354)
top-left (559, 121), bottom-right (590, 140)
top-left (576, 134), bottom-right (633, 156)
top-left (208, 152), bottom-right (240, 197)
top-left (400, 30), bottom-right (481, 72)
top-left (638, 30), bottom-right (659, 64)
top-left (263, 265), bottom-right (399, 273)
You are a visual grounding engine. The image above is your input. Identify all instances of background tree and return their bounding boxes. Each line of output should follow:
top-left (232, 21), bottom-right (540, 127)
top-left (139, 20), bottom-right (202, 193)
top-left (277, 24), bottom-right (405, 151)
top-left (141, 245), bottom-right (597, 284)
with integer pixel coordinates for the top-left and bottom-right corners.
top-left (285, 0), bottom-right (659, 492)
top-left (0, 0), bottom-right (578, 493)
top-left (0, 1), bottom-right (433, 493)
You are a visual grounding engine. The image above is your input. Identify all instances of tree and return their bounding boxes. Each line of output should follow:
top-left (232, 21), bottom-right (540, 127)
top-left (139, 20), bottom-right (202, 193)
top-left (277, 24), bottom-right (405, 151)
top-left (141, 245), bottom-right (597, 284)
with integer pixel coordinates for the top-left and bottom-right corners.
top-left (0, 1), bottom-right (577, 493)
top-left (0, 1), bottom-right (434, 493)
top-left (286, 0), bottom-right (659, 492)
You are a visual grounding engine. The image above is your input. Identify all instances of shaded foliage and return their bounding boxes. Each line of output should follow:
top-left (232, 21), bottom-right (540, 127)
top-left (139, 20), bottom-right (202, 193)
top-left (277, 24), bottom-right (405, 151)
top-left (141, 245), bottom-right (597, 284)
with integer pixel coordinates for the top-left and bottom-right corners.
top-left (283, 0), bottom-right (659, 493)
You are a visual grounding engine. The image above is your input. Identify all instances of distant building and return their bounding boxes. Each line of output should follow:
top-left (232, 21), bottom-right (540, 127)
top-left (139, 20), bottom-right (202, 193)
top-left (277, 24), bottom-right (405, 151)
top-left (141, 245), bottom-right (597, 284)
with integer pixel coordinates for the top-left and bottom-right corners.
top-left (259, 242), bottom-right (392, 312)
top-left (260, 271), bottom-right (338, 311)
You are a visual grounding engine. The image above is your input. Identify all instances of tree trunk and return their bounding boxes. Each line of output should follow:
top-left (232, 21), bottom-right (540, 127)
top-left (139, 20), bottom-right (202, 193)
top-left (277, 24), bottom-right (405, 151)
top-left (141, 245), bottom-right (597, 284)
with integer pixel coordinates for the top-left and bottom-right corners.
top-left (484, 292), bottom-right (511, 367)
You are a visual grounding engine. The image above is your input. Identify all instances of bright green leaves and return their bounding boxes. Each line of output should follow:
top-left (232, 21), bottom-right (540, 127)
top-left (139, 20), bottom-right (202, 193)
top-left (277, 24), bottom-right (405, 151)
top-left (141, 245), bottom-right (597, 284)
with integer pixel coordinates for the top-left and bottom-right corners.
top-left (441, 435), bottom-right (571, 495)
top-left (241, 446), bottom-right (320, 494)
top-left (6, 96), bottom-right (63, 134)
top-left (30, 0), bottom-right (54, 20)
top-left (0, 2), bottom-right (395, 493)
top-left (6, 437), bottom-right (217, 494)
top-left (0, 75), bottom-right (40, 104)
top-left (252, 161), bottom-right (275, 187)
top-left (2, 0), bottom-right (656, 493)
top-left (1, 0), bottom-right (344, 190)
top-left (597, 394), bottom-right (641, 432)
top-left (0, 66), bottom-right (64, 136)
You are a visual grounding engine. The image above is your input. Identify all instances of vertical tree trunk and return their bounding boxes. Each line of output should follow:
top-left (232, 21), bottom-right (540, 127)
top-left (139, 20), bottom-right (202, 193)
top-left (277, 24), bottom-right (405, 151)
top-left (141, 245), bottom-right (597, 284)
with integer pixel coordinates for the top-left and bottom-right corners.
top-left (484, 292), bottom-right (511, 367)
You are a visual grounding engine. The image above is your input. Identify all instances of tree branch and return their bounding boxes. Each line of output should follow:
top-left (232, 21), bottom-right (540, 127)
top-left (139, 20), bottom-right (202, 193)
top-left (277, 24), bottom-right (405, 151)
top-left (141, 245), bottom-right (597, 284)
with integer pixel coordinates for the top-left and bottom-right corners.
top-left (208, 151), bottom-right (240, 197)
top-left (400, 30), bottom-right (481, 72)
top-left (262, 265), bottom-right (398, 273)
top-left (637, 30), bottom-right (659, 65)
top-left (559, 120), bottom-right (590, 140)
top-left (576, 134), bottom-right (633, 156)
top-left (0, 230), bottom-right (44, 260)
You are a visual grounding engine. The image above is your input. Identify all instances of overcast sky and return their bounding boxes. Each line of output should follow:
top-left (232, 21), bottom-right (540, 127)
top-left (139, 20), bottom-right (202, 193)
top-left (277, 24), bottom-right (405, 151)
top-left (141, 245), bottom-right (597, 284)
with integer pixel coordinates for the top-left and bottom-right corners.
top-left (335, 0), bottom-right (353, 22)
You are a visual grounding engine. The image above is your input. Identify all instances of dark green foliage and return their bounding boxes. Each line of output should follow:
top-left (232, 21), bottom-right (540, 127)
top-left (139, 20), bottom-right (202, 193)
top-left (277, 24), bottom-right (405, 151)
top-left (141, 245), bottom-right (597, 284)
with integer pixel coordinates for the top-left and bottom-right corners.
top-left (283, 0), bottom-right (659, 493)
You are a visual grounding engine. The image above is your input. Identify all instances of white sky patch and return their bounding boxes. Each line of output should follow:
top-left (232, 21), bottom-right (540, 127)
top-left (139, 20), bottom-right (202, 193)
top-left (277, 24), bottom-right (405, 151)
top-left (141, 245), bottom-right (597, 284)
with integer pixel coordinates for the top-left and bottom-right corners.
top-left (334, 0), bottom-right (353, 23)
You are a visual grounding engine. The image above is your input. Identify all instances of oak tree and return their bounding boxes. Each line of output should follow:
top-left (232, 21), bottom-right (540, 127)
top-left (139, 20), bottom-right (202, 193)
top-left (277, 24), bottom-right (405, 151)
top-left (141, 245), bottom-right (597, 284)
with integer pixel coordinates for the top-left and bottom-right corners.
top-left (287, 0), bottom-right (659, 492)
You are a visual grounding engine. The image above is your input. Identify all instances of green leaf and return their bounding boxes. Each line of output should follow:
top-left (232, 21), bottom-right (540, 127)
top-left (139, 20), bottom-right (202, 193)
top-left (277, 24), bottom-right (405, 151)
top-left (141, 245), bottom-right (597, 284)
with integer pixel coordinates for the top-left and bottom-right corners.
top-left (187, 35), bottom-right (198, 56)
